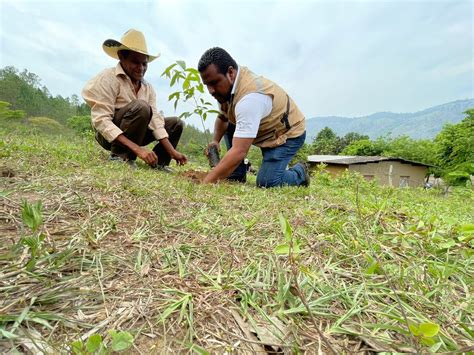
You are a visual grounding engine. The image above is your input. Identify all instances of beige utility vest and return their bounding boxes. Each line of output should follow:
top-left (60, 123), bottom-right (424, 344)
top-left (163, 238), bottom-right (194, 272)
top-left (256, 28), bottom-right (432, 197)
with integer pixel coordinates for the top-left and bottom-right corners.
top-left (224, 66), bottom-right (305, 148)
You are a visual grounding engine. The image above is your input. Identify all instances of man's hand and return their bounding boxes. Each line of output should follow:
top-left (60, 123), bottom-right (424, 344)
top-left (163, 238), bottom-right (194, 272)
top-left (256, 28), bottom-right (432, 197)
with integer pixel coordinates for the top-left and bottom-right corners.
top-left (115, 134), bottom-right (158, 167)
top-left (172, 150), bottom-right (188, 165)
top-left (203, 137), bottom-right (253, 184)
top-left (158, 137), bottom-right (187, 165)
top-left (136, 147), bottom-right (158, 167)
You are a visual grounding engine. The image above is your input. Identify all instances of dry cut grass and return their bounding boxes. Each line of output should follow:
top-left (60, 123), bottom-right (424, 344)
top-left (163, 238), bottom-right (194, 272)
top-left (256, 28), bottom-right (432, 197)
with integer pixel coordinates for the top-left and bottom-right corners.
top-left (0, 131), bottom-right (473, 354)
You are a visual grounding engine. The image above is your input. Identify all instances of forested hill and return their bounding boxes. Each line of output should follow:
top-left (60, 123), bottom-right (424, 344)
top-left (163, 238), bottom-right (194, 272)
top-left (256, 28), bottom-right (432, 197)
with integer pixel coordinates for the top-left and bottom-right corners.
top-left (306, 99), bottom-right (474, 141)
top-left (1, 65), bottom-right (471, 144)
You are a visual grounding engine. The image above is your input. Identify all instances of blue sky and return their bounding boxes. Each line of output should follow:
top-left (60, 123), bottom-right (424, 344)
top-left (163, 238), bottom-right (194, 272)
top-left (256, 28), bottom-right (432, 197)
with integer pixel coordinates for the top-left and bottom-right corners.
top-left (0, 0), bottom-right (472, 129)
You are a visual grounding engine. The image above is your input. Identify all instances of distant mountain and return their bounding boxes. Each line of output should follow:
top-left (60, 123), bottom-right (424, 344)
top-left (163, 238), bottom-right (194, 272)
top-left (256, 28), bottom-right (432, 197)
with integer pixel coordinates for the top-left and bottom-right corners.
top-left (305, 99), bottom-right (474, 141)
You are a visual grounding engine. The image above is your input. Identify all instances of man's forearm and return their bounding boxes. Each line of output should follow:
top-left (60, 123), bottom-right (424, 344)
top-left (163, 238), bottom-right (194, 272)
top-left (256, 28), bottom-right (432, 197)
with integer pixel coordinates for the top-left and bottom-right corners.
top-left (115, 134), bottom-right (140, 154)
top-left (158, 137), bottom-right (176, 156)
top-left (204, 137), bottom-right (253, 183)
top-left (204, 147), bottom-right (246, 183)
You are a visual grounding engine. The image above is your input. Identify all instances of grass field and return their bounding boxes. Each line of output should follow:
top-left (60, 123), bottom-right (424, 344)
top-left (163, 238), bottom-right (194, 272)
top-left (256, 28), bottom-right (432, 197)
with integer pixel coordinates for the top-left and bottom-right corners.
top-left (1, 124), bottom-right (473, 354)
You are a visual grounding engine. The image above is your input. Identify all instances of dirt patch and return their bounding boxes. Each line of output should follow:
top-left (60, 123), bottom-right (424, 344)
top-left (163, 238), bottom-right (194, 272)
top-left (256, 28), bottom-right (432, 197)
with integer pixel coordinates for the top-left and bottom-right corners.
top-left (180, 170), bottom-right (207, 183)
top-left (1, 167), bottom-right (15, 177)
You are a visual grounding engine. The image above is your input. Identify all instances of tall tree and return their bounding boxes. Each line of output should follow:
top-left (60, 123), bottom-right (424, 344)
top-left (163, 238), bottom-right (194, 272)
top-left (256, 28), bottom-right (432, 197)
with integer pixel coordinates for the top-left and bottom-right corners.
top-left (382, 135), bottom-right (437, 165)
top-left (338, 132), bottom-right (369, 153)
top-left (342, 139), bottom-right (385, 156)
top-left (435, 109), bottom-right (474, 169)
top-left (310, 127), bottom-right (340, 154)
top-left (0, 66), bottom-right (86, 123)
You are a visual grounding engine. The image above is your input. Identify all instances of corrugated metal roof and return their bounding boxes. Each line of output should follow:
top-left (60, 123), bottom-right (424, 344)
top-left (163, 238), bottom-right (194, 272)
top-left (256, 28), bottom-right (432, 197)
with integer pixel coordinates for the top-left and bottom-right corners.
top-left (307, 155), bottom-right (433, 167)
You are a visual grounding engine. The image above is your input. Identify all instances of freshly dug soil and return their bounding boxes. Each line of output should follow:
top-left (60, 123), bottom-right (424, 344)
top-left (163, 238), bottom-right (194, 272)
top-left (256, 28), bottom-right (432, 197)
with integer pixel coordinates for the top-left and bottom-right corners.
top-left (180, 170), bottom-right (207, 183)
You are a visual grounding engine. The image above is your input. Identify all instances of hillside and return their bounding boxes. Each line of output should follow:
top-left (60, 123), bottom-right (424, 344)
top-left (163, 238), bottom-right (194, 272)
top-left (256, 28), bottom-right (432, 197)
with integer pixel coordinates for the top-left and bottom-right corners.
top-left (1, 121), bottom-right (473, 353)
top-left (306, 99), bottom-right (474, 141)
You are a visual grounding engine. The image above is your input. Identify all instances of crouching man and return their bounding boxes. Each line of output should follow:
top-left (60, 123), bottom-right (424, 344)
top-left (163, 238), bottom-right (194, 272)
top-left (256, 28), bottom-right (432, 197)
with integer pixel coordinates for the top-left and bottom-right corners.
top-left (82, 29), bottom-right (187, 171)
top-left (198, 47), bottom-right (309, 187)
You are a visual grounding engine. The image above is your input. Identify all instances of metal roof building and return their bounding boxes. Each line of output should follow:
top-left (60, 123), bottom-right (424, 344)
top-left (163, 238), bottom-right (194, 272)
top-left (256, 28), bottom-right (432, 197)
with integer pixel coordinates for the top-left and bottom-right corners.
top-left (307, 155), bottom-right (432, 187)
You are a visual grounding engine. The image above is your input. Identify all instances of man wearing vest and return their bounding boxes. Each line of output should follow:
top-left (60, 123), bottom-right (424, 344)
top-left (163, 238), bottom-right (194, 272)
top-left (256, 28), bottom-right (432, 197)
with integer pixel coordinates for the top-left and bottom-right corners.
top-left (82, 29), bottom-right (187, 171)
top-left (198, 47), bottom-right (310, 187)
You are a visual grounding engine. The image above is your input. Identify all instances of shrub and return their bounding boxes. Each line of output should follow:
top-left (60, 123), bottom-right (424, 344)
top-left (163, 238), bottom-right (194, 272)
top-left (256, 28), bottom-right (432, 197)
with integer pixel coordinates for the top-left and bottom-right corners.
top-left (28, 116), bottom-right (64, 133)
top-left (342, 139), bottom-right (385, 156)
top-left (67, 115), bottom-right (93, 134)
top-left (443, 162), bottom-right (474, 187)
top-left (0, 101), bottom-right (26, 120)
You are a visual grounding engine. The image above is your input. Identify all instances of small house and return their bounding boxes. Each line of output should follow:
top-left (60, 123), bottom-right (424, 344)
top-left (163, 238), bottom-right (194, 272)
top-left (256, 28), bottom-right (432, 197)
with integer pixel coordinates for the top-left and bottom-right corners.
top-left (307, 155), bottom-right (432, 187)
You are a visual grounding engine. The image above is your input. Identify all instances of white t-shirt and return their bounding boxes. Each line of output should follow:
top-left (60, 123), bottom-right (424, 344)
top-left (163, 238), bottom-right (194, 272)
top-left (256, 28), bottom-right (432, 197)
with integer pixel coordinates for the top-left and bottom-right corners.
top-left (234, 93), bottom-right (272, 138)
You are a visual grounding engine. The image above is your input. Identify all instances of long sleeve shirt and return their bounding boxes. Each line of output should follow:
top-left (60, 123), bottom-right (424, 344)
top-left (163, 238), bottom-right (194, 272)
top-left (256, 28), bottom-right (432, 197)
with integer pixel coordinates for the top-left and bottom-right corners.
top-left (82, 63), bottom-right (168, 143)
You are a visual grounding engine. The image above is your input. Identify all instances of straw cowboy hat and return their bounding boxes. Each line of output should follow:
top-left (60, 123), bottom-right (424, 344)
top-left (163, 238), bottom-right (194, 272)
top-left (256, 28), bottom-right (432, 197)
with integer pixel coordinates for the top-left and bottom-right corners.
top-left (102, 29), bottom-right (160, 62)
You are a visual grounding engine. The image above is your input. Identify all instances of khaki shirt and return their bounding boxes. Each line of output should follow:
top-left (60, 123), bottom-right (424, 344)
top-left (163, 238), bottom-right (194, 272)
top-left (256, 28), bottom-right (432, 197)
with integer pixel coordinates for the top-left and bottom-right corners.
top-left (82, 63), bottom-right (168, 143)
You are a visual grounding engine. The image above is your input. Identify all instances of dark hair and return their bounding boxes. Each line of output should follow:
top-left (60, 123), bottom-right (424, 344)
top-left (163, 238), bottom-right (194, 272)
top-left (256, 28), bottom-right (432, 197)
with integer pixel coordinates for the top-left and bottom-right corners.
top-left (198, 47), bottom-right (238, 74)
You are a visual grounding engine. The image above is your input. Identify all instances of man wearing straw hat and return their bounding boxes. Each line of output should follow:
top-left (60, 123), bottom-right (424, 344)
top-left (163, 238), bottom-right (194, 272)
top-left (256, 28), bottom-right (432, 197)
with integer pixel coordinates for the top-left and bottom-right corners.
top-left (82, 29), bottom-right (187, 170)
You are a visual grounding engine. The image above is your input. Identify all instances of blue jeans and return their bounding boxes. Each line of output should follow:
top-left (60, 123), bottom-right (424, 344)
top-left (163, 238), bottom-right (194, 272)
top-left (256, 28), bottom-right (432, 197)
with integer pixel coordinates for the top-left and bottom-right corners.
top-left (224, 123), bottom-right (307, 187)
